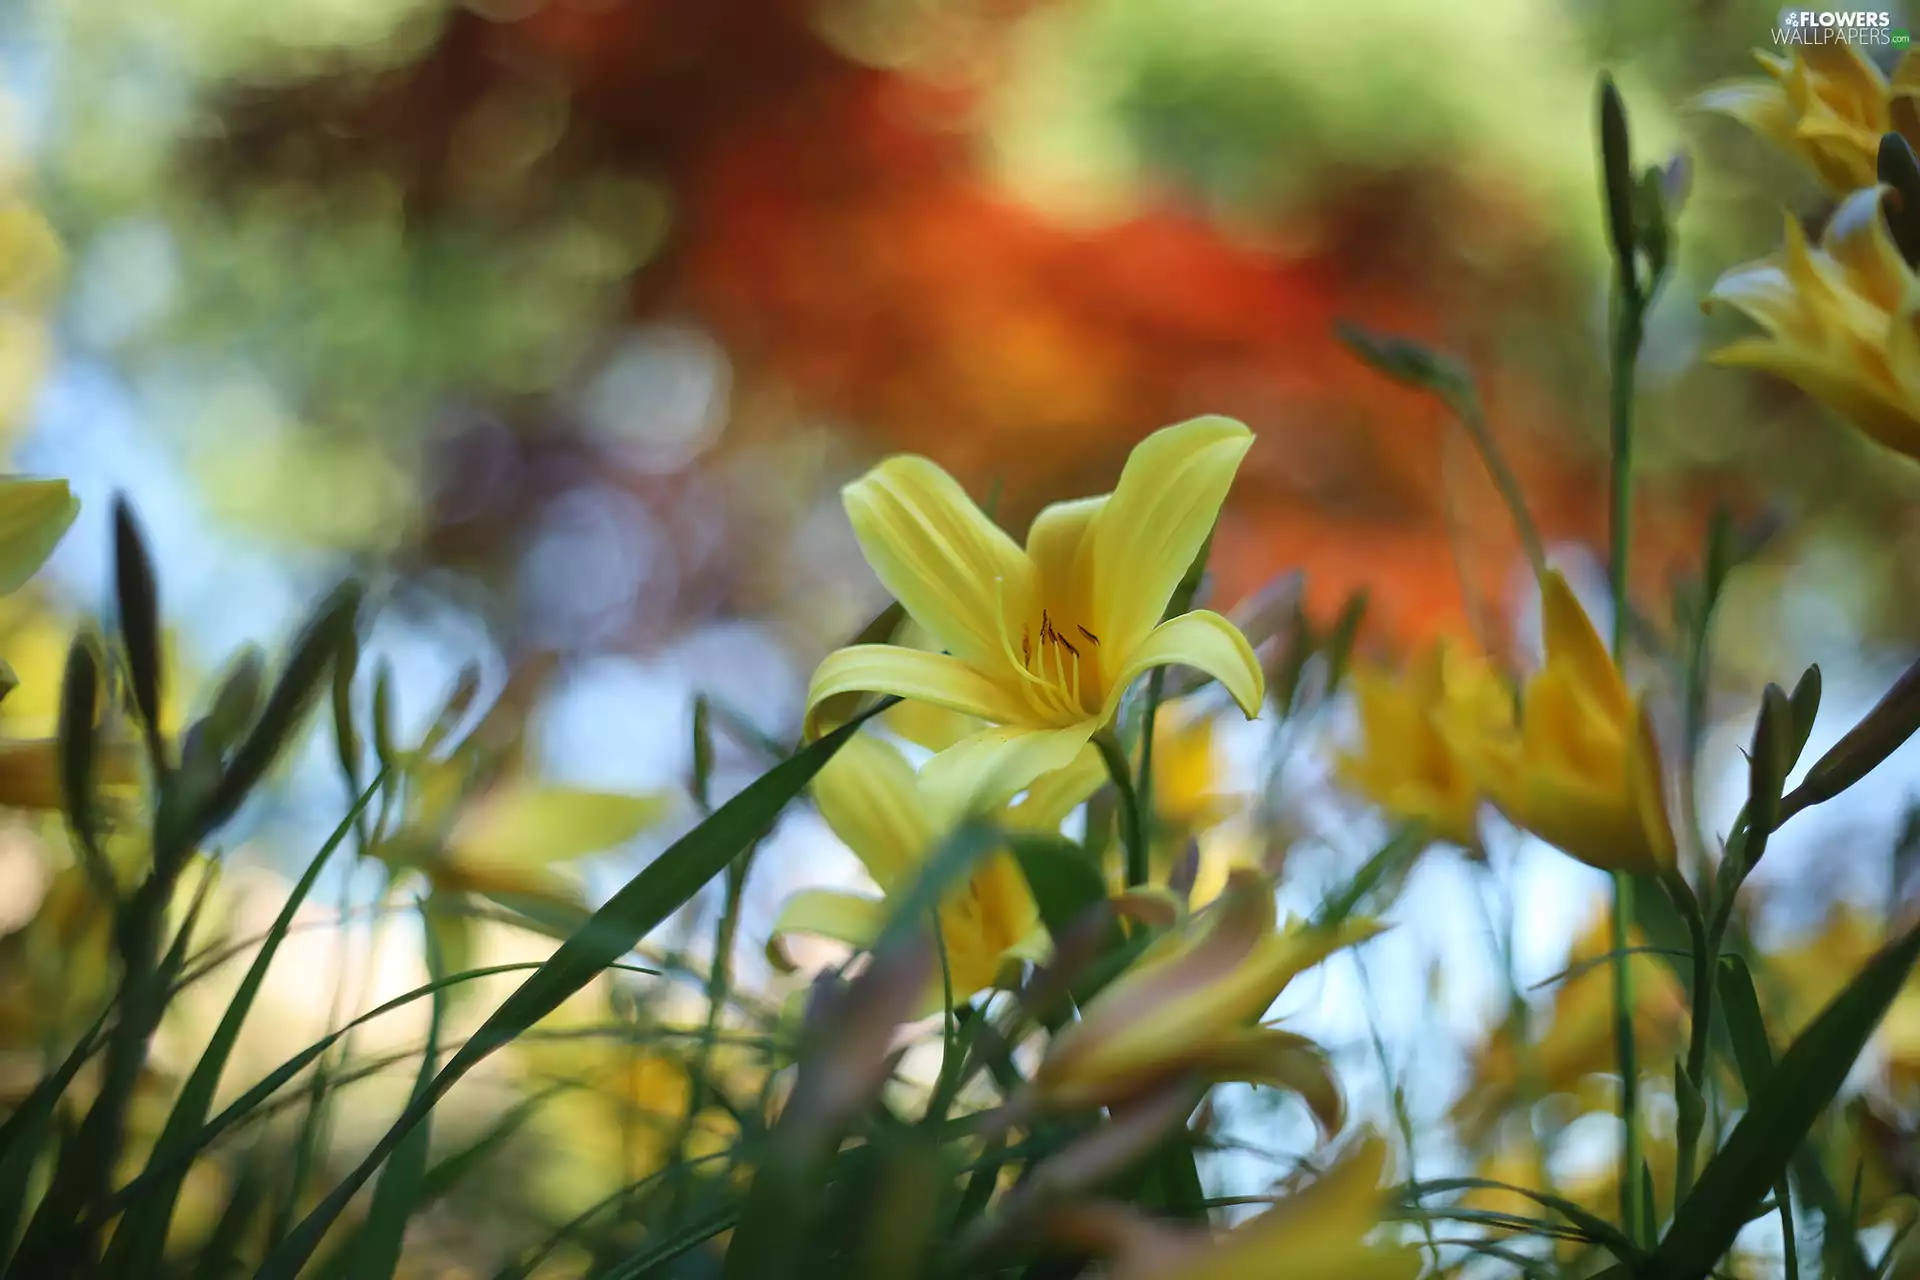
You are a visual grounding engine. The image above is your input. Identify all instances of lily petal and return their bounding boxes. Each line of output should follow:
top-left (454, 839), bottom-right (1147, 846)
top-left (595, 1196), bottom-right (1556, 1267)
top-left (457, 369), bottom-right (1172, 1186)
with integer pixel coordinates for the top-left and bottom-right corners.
top-left (1006, 743), bottom-right (1107, 831)
top-left (805, 644), bottom-right (1032, 739)
top-left (766, 889), bottom-right (888, 972)
top-left (1090, 417), bottom-right (1254, 656)
top-left (843, 455), bottom-right (1036, 671)
top-left (450, 785), bottom-right (671, 869)
top-left (1538, 571), bottom-right (1629, 720)
top-left (1628, 698), bottom-right (1680, 874)
top-left (1147, 1134), bottom-right (1418, 1280)
top-left (1026, 494), bottom-right (1106, 631)
top-left (811, 732), bottom-right (938, 891)
top-left (919, 722), bottom-right (1100, 820)
top-left (0, 479), bottom-right (76, 597)
top-left (1100, 609), bottom-right (1264, 723)
top-left (1193, 1027), bottom-right (1344, 1139)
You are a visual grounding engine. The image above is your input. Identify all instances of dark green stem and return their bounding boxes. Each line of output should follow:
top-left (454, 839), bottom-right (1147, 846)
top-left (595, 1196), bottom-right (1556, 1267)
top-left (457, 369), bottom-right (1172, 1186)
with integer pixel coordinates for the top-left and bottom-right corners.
top-left (1095, 730), bottom-right (1149, 888)
top-left (1607, 260), bottom-right (1649, 1250)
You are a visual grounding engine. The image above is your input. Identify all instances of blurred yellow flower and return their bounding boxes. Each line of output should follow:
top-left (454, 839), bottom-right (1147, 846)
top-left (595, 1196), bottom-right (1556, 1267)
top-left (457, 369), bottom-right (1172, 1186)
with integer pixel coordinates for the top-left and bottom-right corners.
top-left (374, 755), bottom-right (672, 978)
top-left (805, 417), bottom-right (1264, 814)
top-left (1760, 903), bottom-right (1920, 1093)
top-left (1337, 639), bottom-right (1513, 851)
top-left (1031, 868), bottom-right (1378, 1119)
top-left (516, 987), bottom-right (748, 1220)
top-left (1459, 1125), bottom-right (1786, 1271)
top-left (1052, 1131), bottom-right (1420, 1280)
top-left (769, 731), bottom-right (1101, 1012)
top-left (1696, 45), bottom-right (1915, 195)
top-left (1443, 571), bottom-right (1676, 878)
top-left (0, 477), bottom-right (76, 602)
top-left (1706, 187), bottom-right (1920, 465)
top-left (1452, 902), bottom-right (1686, 1143)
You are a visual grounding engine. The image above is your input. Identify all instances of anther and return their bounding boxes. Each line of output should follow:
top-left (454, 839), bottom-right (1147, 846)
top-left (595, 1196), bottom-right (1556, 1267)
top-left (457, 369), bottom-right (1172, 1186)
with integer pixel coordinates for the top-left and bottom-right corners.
top-left (1077, 625), bottom-right (1100, 646)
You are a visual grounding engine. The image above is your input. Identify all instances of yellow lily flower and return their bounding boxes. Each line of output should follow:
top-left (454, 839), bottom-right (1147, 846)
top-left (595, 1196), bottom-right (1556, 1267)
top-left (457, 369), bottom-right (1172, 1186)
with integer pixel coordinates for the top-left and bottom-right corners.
top-left (1030, 867), bottom-right (1379, 1119)
top-left (888, 620), bottom-right (1249, 905)
top-left (375, 754), bottom-right (673, 979)
top-left (1441, 571), bottom-right (1677, 878)
top-left (1452, 901), bottom-right (1686, 1144)
top-left (1695, 45), bottom-right (1917, 196)
top-left (1704, 186), bottom-right (1920, 464)
top-left (1050, 1131), bottom-right (1421, 1280)
top-left (805, 417), bottom-right (1265, 814)
top-left (1337, 638), bottom-right (1515, 851)
top-left (769, 731), bottom-right (1101, 1012)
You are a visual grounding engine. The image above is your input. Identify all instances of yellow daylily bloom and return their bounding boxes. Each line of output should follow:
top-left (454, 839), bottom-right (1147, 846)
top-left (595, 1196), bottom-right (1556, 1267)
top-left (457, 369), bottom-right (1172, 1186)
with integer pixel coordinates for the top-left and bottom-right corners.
top-left (1031, 868), bottom-right (1380, 1119)
top-left (805, 417), bottom-right (1265, 814)
top-left (1051, 1131), bottom-right (1421, 1280)
top-left (1452, 901), bottom-right (1686, 1143)
top-left (1705, 186), bottom-right (1920, 464)
top-left (1695, 44), bottom-right (1916, 196)
top-left (1441, 571), bottom-right (1677, 878)
top-left (1150, 708), bottom-right (1242, 835)
top-left (1337, 638), bottom-right (1514, 851)
top-left (769, 731), bottom-right (1101, 1012)
top-left (375, 755), bottom-right (673, 978)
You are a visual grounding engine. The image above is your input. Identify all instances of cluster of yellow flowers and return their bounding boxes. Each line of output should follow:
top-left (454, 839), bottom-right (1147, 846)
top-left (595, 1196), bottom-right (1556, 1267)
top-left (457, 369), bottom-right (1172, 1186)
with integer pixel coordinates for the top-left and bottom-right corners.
top-left (1698, 44), bottom-right (1920, 462)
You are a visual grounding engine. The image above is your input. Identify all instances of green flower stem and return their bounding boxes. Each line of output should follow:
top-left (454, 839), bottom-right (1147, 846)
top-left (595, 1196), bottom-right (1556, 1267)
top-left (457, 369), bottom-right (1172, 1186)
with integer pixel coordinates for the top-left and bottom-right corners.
top-left (1608, 257), bottom-right (1649, 1249)
top-left (1441, 383), bottom-right (1549, 583)
top-left (1095, 730), bottom-right (1149, 888)
top-left (1609, 871), bottom-right (1643, 1244)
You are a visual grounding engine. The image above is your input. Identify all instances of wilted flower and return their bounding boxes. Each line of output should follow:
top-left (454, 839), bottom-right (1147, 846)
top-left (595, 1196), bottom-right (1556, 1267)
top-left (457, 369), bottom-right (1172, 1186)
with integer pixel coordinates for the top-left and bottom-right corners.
top-left (1047, 1131), bottom-right (1421, 1280)
top-left (1336, 638), bottom-right (1514, 851)
top-left (1696, 45), bottom-right (1916, 195)
top-left (1705, 187), bottom-right (1920, 465)
top-left (805, 417), bottom-right (1264, 813)
top-left (1442, 571), bottom-right (1677, 878)
top-left (1029, 868), bottom-right (1378, 1121)
top-left (769, 731), bottom-right (1100, 1011)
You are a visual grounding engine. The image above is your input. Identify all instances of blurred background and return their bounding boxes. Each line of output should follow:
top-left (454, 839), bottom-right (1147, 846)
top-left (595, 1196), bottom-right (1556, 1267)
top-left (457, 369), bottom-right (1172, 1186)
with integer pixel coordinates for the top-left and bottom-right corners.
top-left (8, 0), bottom-right (1920, 1273)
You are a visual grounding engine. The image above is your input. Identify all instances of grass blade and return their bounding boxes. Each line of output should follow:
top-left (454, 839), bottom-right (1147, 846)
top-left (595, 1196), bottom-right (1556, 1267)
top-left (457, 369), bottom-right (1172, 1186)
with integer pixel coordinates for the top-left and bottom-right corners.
top-left (253, 709), bottom-right (887, 1280)
top-left (102, 779), bottom-right (378, 1272)
top-left (351, 904), bottom-right (449, 1279)
top-left (1648, 919), bottom-right (1920, 1279)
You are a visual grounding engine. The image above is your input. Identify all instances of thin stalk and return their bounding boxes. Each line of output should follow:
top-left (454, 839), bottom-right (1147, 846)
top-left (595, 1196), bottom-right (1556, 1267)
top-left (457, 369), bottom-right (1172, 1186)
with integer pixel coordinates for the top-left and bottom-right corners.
top-left (1442, 383), bottom-right (1549, 583)
top-left (1607, 260), bottom-right (1648, 1249)
top-left (669, 838), bottom-right (756, 1225)
top-left (1094, 730), bottom-right (1148, 887)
